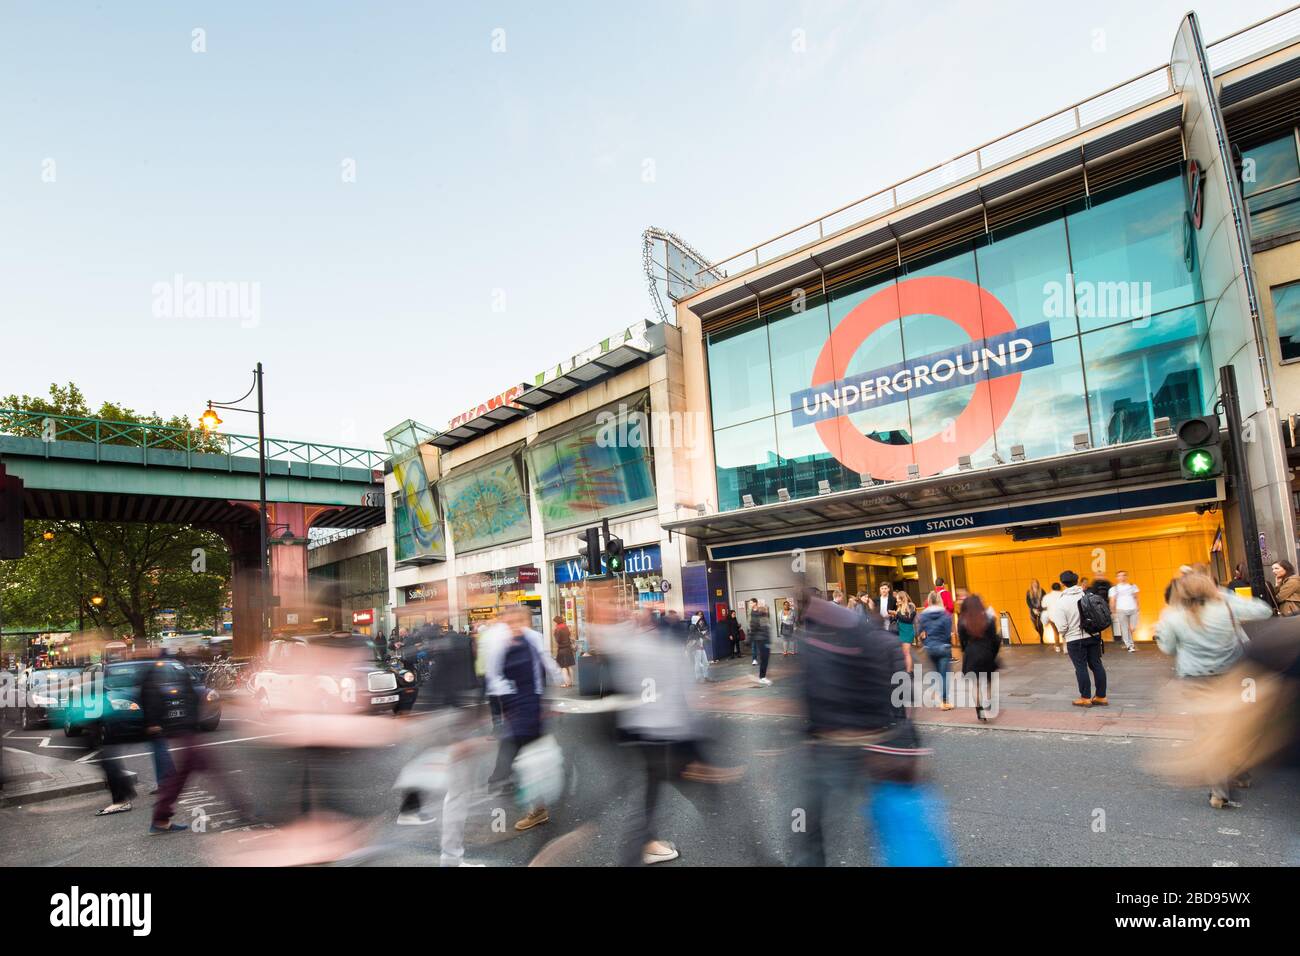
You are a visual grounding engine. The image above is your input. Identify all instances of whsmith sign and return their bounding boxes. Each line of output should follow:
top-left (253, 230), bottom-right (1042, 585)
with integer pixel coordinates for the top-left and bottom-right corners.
top-left (802, 276), bottom-right (1055, 481)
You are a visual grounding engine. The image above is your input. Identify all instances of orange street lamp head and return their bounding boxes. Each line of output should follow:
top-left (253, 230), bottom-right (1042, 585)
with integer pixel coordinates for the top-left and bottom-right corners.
top-left (199, 406), bottom-right (222, 431)
top-left (90, 595), bottom-right (104, 607)
top-left (42, 530), bottom-right (55, 541)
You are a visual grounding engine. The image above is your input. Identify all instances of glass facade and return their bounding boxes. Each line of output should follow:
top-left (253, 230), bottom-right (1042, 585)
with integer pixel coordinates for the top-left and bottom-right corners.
top-left (708, 165), bottom-right (1210, 511)
top-left (1243, 131), bottom-right (1300, 243)
top-left (524, 395), bottom-right (657, 531)
top-left (439, 454), bottom-right (531, 554)
top-left (1271, 281), bottom-right (1300, 363)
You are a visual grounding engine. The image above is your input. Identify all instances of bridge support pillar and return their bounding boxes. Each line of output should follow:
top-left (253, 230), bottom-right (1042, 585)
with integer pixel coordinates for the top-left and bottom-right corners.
top-left (223, 524), bottom-right (265, 659)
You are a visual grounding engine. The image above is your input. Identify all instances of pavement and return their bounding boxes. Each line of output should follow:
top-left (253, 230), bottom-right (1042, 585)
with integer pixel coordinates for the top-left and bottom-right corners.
top-left (0, 744), bottom-right (126, 806)
top-left (688, 642), bottom-right (1194, 738)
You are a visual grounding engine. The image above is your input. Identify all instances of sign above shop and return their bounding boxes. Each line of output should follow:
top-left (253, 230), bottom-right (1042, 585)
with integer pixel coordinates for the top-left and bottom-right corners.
top-left (465, 565), bottom-right (541, 595)
top-left (555, 545), bottom-right (660, 583)
top-left (448, 384), bottom-right (528, 431)
top-left (352, 609), bottom-right (374, 626)
top-left (533, 321), bottom-right (655, 389)
top-left (402, 583), bottom-right (440, 603)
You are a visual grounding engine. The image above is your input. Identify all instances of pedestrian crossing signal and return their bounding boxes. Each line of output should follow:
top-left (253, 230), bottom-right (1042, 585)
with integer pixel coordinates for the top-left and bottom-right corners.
top-left (1175, 415), bottom-right (1223, 480)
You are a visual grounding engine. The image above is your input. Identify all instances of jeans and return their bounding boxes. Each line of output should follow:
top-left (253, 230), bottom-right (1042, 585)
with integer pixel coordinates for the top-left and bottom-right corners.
top-left (757, 642), bottom-right (771, 679)
top-left (924, 643), bottom-right (953, 703)
top-left (1114, 609), bottom-right (1138, 649)
top-left (151, 737), bottom-right (176, 786)
top-left (1067, 636), bottom-right (1107, 698)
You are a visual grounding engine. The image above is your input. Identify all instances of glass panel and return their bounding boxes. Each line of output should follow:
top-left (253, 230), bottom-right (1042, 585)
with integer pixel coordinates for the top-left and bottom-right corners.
top-left (767, 292), bottom-right (832, 414)
top-left (1247, 180), bottom-right (1300, 242)
top-left (993, 336), bottom-right (1090, 462)
top-left (1242, 133), bottom-right (1299, 196)
top-left (1271, 281), bottom-right (1300, 362)
top-left (707, 315), bottom-right (774, 429)
top-left (441, 456), bottom-right (531, 553)
top-left (1082, 304), bottom-right (1207, 446)
top-left (1066, 168), bottom-right (1200, 330)
top-left (774, 409), bottom-right (853, 498)
top-left (714, 417), bottom-right (778, 511)
top-left (976, 211), bottom-right (1078, 342)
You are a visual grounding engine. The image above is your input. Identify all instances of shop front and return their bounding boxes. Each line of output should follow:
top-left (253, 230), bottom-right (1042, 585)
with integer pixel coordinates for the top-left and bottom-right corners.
top-left (395, 581), bottom-right (448, 636)
top-left (457, 565), bottom-right (542, 632)
top-left (550, 544), bottom-right (664, 651)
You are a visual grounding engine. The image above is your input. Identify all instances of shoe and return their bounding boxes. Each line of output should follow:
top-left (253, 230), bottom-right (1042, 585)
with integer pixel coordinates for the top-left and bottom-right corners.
top-left (643, 841), bottom-right (679, 865)
top-left (148, 786), bottom-right (159, 795)
top-left (759, 678), bottom-right (772, 685)
top-left (514, 807), bottom-right (549, 831)
top-left (1209, 795), bottom-right (1241, 809)
top-left (1072, 698), bottom-right (1093, 707)
top-left (751, 661), bottom-right (757, 666)
top-left (95, 802), bottom-right (132, 816)
top-left (396, 809), bottom-right (438, 826)
top-left (1091, 696), bottom-right (1109, 706)
top-left (939, 702), bottom-right (954, 711)
top-left (1127, 646), bottom-right (1136, 653)
top-left (149, 821), bottom-right (189, 834)
top-left (1054, 646), bottom-right (1062, 653)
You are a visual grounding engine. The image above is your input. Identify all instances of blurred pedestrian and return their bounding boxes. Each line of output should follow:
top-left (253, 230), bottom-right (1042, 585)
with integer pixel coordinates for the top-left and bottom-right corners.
top-left (1109, 571), bottom-right (1140, 652)
top-left (1026, 579), bottom-right (1045, 641)
top-left (1041, 582), bottom-right (1063, 651)
top-left (553, 615), bottom-right (576, 688)
top-left (483, 604), bottom-right (564, 831)
top-left (917, 592), bottom-right (955, 710)
top-left (749, 601), bottom-right (773, 685)
top-left (1156, 571), bottom-right (1271, 808)
top-left (957, 594), bottom-right (1000, 722)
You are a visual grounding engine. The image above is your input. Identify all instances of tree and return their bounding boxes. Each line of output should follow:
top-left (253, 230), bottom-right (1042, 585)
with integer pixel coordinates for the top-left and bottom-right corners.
top-left (0, 385), bottom-right (233, 639)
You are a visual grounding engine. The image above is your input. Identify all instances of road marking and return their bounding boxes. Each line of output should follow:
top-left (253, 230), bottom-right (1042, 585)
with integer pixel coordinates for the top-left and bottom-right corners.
top-left (83, 731), bottom-right (289, 762)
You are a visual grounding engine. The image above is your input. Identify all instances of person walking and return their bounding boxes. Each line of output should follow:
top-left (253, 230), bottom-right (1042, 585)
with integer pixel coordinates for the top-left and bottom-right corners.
top-left (1026, 579), bottom-right (1045, 641)
top-left (727, 608), bottom-right (743, 660)
top-left (749, 601), bottom-right (773, 685)
top-left (1049, 570), bottom-right (1107, 707)
top-left (1155, 571), bottom-right (1271, 808)
top-left (1108, 571), bottom-right (1140, 652)
top-left (957, 594), bottom-right (1000, 722)
top-left (916, 592), bottom-right (955, 710)
top-left (552, 615), bottom-right (576, 688)
top-left (933, 578), bottom-right (955, 614)
top-left (1041, 582), bottom-right (1064, 651)
top-left (1270, 560), bottom-right (1300, 616)
top-left (748, 598), bottom-right (760, 666)
top-left (878, 583), bottom-right (895, 632)
top-left (483, 604), bottom-right (565, 831)
top-left (894, 591), bottom-right (917, 674)
top-left (780, 600), bottom-right (797, 655)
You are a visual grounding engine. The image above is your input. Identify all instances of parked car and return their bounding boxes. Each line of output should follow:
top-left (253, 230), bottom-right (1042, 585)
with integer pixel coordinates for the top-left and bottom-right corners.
top-left (64, 658), bottom-right (222, 745)
top-left (250, 632), bottom-right (418, 716)
top-left (16, 667), bottom-right (84, 730)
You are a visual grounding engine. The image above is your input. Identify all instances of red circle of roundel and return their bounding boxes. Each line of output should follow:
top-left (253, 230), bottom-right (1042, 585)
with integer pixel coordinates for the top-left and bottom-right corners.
top-left (811, 275), bottom-right (1021, 481)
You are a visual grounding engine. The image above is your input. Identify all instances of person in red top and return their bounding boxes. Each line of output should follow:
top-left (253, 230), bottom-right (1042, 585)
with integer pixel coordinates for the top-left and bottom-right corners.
top-left (934, 578), bottom-right (955, 614)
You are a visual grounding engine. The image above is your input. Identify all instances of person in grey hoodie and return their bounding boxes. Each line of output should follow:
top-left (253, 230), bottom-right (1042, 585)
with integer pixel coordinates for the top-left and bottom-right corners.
top-left (1048, 570), bottom-right (1107, 707)
top-left (1156, 570), bottom-right (1271, 809)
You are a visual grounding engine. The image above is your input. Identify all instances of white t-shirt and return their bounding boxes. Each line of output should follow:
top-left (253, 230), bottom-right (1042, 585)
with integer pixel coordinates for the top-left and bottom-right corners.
top-left (1109, 582), bottom-right (1140, 613)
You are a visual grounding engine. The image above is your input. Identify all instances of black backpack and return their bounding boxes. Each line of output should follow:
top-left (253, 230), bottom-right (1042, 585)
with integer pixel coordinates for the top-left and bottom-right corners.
top-left (1078, 590), bottom-right (1112, 636)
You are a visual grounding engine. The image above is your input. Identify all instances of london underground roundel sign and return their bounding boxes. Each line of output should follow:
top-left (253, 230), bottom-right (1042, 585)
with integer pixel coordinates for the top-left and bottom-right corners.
top-left (791, 276), bottom-right (1054, 481)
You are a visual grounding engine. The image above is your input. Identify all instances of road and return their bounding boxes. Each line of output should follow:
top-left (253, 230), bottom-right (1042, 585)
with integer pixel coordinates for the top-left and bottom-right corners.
top-left (3, 697), bottom-right (1296, 867)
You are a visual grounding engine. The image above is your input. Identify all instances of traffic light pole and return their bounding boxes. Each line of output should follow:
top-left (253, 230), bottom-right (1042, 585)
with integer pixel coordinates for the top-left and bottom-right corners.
top-left (1220, 365), bottom-right (1268, 597)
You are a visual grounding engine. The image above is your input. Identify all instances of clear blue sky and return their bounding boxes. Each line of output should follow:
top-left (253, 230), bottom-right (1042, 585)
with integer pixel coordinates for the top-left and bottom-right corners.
top-left (0, 0), bottom-right (1276, 449)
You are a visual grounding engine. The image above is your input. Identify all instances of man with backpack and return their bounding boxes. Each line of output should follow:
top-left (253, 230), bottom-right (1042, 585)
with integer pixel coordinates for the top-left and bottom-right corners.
top-left (1048, 569), bottom-right (1109, 707)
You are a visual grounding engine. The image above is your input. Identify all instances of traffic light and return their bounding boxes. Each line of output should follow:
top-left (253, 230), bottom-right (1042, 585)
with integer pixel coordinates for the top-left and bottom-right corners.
top-left (577, 526), bottom-right (602, 576)
top-left (605, 533), bottom-right (624, 574)
top-left (0, 464), bottom-right (24, 560)
top-left (1175, 415), bottom-right (1223, 480)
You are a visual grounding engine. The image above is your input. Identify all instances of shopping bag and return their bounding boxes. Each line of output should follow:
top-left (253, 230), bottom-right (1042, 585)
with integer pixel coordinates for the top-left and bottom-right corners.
top-left (393, 746), bottom-right (452, 795)
top-left (512, 734), bottom-right (565, 808)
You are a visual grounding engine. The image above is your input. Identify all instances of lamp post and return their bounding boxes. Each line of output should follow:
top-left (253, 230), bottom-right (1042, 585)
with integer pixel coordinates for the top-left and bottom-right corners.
top-left (201, 362), bottom-right (270, 645)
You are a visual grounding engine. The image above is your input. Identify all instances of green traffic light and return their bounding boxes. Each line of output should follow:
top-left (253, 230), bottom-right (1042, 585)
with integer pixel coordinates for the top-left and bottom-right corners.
top-left (606, 555), bottom-right (624, 573)
top-left (1183, 449), bottom-right (1214, 475)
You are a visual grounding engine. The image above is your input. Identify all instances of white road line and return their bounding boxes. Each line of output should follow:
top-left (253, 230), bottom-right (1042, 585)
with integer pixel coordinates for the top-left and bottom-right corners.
top-left (83, 731), bottom-right (289, 763)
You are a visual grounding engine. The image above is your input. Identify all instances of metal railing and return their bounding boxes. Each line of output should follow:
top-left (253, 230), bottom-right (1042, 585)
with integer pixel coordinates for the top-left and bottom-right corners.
top-left (308, 526), bottom-right (370, 550)
top-left (695, 4), bottom-right (1300, 285)
top-left (0, 408), bottom-right (387, 473)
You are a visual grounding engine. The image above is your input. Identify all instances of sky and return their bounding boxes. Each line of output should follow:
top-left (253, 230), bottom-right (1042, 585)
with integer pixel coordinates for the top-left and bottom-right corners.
top-left (0, 0), bottom-right (1284, 450)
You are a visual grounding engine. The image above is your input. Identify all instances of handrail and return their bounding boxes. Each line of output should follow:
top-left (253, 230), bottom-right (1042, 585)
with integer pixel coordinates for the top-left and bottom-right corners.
top-left (0, 408), bottom-right (387, 474)
top-left (693, 4), bottom-right (1300, 287)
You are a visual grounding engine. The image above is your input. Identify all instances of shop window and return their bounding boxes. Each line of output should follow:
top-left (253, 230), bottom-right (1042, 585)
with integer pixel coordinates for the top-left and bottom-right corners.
top-left (1271, 281), bottom-right (1300, 362)
top-left (1065, 167), bottom-right (1201, 331)
top-left (440, 455), bottom-right (531, 554)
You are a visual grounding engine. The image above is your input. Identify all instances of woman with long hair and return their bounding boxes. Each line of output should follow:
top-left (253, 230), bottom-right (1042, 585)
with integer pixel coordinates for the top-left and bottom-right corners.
top-left (779, 599), bottom-right (797, 656)
top-left (958, 594), bottom-right (1000, 721)
top-left (894, 590), bottom-right (917, 674)
top-left (916, 591), bottom-right (955, 710)
top-left (1026, 579), bottom-right (1045, 640)
top-left (1270, 560), bottom-right (1300, 616)
top-left (552, 614), bottom-right (576, 688)
top-left (1156, 571), bottom-right (1271, 808)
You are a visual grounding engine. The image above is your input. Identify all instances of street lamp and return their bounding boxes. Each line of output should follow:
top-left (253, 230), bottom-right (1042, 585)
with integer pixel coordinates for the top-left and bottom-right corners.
top-left (42, 530), bottom-right (55, 541)
top-left (90, 594), bottom-right (103, 607)
top-left (201, 362), bottom-right (271, 645)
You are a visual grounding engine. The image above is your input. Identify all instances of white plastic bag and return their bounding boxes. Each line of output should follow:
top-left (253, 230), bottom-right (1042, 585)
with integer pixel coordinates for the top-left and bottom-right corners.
top-left (512, 734), bottom-right (565, 808)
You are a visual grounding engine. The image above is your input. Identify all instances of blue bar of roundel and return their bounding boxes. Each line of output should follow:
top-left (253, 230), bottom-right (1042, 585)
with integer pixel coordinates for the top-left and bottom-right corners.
top-left (789, 321), bottom-right (1055, 427)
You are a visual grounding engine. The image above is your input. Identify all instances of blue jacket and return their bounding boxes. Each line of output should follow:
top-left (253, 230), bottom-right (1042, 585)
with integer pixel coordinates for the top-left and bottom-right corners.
top-left (916, 607), bottom-right (953, 647)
